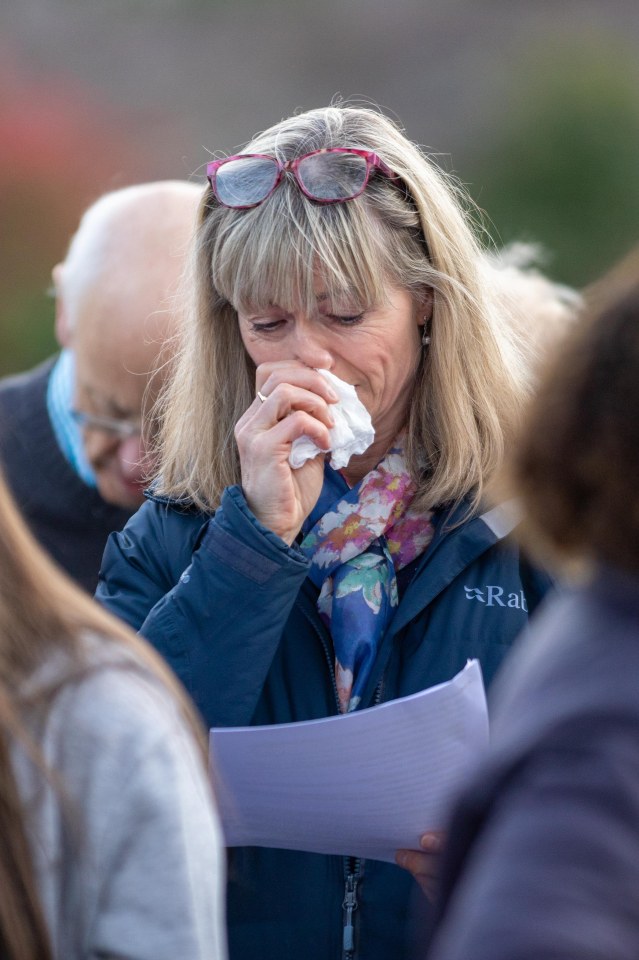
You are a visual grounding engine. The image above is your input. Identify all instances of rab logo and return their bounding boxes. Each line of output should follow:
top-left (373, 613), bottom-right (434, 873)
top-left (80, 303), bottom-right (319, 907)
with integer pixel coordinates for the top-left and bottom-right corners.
top-left (464, 585), bottom-right (528, 612)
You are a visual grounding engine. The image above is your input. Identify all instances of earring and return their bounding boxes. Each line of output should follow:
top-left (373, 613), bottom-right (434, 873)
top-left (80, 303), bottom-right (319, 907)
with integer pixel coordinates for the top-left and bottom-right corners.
top-left (421, 320), bottom-right (431, 347)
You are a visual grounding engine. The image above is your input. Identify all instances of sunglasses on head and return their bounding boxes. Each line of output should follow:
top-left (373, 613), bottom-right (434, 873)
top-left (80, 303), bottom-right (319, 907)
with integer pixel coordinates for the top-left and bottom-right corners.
top-left (206, 147), bottom-right (398, 210)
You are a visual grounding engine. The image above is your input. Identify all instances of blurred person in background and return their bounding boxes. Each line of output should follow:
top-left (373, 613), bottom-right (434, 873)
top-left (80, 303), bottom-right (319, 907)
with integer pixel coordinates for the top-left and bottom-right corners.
top-left (0, 180), bottom-right (201, 592)
top-left (0, 460), bottom-right (227, 960)
top-left (481, 241), bottom-right (581, 367)
top-left (96, 104), bottom-right (555, 960)
top-left (424, 249), bottom-right (639, 960)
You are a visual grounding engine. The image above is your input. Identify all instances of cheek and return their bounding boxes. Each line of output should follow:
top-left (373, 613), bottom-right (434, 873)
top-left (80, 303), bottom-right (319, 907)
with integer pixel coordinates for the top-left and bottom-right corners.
top-left (359, 330), bottom-right (419, 385)
top-left (83, 430), bottom-right (116, 465)
top-left (238, 327), bottom-right (267, 367)
top-left (376, 332), bottom-right (422, 399)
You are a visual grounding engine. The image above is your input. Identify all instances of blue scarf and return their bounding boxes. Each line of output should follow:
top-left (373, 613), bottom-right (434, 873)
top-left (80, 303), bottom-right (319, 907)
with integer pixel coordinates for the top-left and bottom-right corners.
top-left (300, 440), bottom-right (434, 713)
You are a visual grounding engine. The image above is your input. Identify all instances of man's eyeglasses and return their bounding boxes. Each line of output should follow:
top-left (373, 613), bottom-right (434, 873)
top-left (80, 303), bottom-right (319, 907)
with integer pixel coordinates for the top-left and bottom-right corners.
top-left (71, 409), bottom-right (141, 440)
top-left (206, 148), bottom-right (397, 210)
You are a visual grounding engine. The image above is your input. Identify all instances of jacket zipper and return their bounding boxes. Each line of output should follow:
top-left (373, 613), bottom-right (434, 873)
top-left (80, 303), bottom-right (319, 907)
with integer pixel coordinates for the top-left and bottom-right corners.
top-left (342, 861), bottom-right (360, 959)
top-left (340, 677), bottom-right (384, 960)
top-left (300, 600), bottom-right (385, 960)
top-left (341, 684), bottom-right (385, 959)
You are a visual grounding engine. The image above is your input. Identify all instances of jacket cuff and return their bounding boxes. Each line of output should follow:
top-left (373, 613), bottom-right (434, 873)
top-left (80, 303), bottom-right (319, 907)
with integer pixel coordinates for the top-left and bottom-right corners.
top-left (200, 485), bottom-right (309, 585)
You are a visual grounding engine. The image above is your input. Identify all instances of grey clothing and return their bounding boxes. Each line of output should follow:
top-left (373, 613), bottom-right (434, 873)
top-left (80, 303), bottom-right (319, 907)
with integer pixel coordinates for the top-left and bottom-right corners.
top-left (425, 566), bottom-right (639, 960)
top-left (13, 635), bottom-right (227, 960)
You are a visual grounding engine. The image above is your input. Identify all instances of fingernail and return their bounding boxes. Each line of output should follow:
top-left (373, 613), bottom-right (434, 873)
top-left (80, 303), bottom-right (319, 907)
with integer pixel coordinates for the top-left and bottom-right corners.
top-left (327, 389), bottom-right (339, 401)
top-left (420, 834), bottom-right (440, 851)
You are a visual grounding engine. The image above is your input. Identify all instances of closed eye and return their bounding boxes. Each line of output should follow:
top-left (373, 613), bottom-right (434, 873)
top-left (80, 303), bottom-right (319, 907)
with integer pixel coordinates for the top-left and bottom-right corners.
top-left (328, 313), bottom-right (365, 326)
top-left (249, 319), bottom-right (286, 333)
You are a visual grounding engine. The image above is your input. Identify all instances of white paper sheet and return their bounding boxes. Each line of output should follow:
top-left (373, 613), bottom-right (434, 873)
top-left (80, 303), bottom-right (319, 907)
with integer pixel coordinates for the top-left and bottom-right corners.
top-left (210, 659), bottom-right (488, 863)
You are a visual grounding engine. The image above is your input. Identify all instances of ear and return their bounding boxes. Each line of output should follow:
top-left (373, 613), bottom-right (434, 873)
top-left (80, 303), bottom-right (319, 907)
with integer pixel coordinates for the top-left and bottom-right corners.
top-left (417, 287), bottom-right (434, 328)
top-left (52, 264), bottom-right (71, 348)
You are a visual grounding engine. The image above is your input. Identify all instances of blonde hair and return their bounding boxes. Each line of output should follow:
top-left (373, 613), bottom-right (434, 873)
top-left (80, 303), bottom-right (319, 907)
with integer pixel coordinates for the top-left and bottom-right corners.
top-left (0, 467), bottom-right (207, 959)
top-left (155, 104), bottom-right (533, 513)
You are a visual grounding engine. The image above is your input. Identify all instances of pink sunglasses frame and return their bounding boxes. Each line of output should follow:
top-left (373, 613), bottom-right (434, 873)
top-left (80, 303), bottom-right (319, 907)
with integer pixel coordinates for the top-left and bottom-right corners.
top-left (206, 147), bottom-right (397, 209)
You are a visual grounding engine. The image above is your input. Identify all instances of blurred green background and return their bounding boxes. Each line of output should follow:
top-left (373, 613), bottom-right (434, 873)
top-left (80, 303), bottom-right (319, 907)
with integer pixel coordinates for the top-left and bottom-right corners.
top-left (2, 0), bottom-right (639, 376)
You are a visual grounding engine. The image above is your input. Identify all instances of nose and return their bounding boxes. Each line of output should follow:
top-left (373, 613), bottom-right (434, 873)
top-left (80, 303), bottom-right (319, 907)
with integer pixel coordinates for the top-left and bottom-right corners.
top-left (291, 321), bottom-right (334, 370)
top-left (117, 435), bottom-right (148, 482)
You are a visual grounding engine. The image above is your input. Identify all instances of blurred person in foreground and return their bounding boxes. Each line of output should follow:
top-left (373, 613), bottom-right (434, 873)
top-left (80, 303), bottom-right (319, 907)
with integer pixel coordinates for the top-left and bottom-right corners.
top-left (424, 249), bottom-right (639, 960)
top-left (0, 461), bottom-right (227, 959)
top-left (96, 103), bottom-right (556, 960)
top-left (0, 180), bottom-right (201, 591)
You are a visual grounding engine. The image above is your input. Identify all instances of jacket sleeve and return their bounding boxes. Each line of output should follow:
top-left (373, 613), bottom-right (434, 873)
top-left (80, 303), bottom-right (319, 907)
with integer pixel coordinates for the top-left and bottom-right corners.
top-left (427, 727), bottom-right (639, 960)
top-left (97, 486), bottom-right (311, 727)
top-left (42, 667), bottom-right (228, 960)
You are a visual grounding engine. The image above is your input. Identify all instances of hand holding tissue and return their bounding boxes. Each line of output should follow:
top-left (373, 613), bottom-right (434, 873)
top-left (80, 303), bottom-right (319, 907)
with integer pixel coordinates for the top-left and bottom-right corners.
top-left (289, 369), bottom-right (375, 470)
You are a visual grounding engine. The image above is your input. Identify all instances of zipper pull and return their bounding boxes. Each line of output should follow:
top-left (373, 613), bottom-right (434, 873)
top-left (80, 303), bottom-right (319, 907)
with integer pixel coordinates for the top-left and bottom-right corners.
top-left (342, 873), bottom-right (358, 957)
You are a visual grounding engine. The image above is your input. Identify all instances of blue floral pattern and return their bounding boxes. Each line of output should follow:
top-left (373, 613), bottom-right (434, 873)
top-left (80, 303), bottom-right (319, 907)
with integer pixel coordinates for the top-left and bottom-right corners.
top-left (301, 438), bottom-right (434, 712)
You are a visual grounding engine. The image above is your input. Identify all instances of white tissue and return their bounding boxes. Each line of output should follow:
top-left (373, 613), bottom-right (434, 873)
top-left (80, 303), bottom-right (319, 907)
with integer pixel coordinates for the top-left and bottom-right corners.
top-left (289, 369), bottom-right (375, 470)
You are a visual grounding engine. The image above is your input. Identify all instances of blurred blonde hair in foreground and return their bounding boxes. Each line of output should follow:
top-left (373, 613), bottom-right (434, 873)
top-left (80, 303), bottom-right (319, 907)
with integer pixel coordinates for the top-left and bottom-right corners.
top-left (0, 462), bottom-right (207, 959)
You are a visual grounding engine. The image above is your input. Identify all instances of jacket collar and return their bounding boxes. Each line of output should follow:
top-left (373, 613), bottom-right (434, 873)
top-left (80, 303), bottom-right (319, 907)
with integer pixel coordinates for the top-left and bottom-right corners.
top-left (144, 485), bottom-right (209, 515)
top-left (387, 498), bottom-right (521, 637)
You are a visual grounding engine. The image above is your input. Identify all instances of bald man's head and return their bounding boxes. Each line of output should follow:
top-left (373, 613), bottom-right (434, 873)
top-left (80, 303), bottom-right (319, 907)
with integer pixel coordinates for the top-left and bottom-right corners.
top-left (54, 181), bottom-right (202, 509)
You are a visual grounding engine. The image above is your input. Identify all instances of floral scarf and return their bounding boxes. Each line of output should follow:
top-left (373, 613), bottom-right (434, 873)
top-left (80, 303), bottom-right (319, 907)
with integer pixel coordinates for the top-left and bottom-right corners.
top-left (300, 438), bottom-right (434, 713)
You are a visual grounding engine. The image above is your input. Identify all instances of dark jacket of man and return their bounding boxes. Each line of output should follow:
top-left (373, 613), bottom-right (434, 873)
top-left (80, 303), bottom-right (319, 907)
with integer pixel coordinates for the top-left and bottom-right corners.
top-left (0, 358), bottom-right (132, 592)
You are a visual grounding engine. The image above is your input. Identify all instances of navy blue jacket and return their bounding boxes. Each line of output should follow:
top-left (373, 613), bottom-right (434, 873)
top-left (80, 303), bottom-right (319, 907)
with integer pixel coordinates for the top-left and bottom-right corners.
top-left (97, 484), bottom-right (552, 960)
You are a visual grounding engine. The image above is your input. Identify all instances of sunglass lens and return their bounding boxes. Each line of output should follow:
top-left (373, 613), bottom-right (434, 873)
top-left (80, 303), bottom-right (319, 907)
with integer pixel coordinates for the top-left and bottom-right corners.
top-left (214, 157), bottom-right (279, 207)
top-left (296, 152), bottom-right (368, 201)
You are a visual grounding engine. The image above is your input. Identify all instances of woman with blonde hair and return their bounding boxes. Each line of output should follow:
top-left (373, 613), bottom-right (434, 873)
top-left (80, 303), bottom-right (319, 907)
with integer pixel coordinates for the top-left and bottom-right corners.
top-left (0, 464), bottom-right (227, 959)
top-left (97, 104), bottom-right (552, 960)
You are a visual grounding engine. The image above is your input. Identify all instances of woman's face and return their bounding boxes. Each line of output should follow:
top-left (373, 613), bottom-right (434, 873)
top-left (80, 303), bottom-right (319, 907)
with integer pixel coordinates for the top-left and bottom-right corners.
top-left (236, 279), bottom-right (425, 443)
